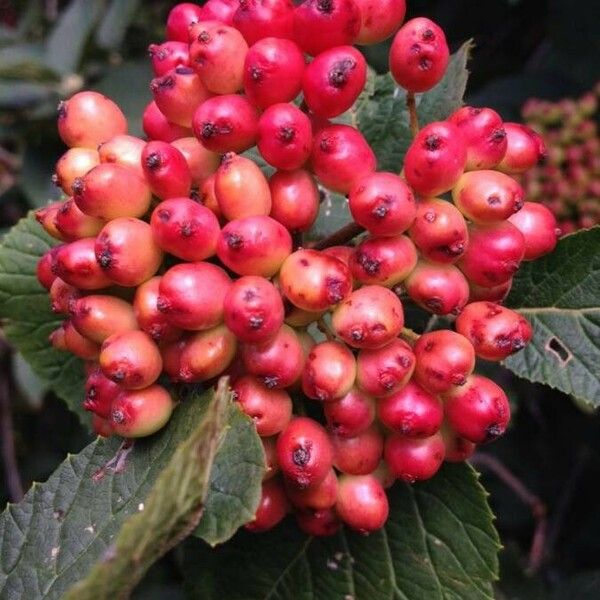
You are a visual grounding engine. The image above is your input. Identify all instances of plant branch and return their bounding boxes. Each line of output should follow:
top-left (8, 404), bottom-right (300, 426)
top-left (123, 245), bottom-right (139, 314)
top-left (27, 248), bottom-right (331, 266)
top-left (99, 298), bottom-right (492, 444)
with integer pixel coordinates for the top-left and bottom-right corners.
top-left (311, 222), bottom-right (365, 250)
top-left (406, 92), bottom-right (419, 138)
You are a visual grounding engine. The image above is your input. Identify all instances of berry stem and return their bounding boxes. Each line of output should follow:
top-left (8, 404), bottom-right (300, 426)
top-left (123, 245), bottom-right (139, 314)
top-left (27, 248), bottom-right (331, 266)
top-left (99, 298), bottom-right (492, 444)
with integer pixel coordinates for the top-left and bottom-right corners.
top-left (400, 327), bottom-right (420, 344)
top-left (406, 92), bottom-right (419, 138)
top-left (311, 222), bottom-right (365, 250)
top-left (317, 317), bottom-right (335, 342)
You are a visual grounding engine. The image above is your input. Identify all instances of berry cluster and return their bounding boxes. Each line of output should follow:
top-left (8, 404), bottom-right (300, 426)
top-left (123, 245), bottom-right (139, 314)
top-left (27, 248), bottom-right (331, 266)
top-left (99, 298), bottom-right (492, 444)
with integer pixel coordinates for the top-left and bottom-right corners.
top-left (520, 84), bottom-right (600, 233)
top-left (35, 0), bottom-right (554, 536)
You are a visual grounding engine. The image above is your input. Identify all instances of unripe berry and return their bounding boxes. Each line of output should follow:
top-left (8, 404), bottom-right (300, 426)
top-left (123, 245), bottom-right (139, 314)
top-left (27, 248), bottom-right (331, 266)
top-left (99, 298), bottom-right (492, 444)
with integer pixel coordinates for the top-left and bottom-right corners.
top-left (405, 261), bottom-right (470, 316)
top-left (133, 277), bottom-right (182, 344)
top-left (257, 103), bottom-right (312, 170)
top-left (468, 279), bottom-right (513, 304)
top-left (71, 295), bottom-right (138, 344)
top-left (54, 199), bottom-right (104, 241)
top-left (448, 106), bottom-right (507, 171)
top-left (336, 474), bottom-right (389, 533)
top-left (331, 425), bottom-right (384, 475)
top-left (158, 262), bottom-right (231, 330)
top-left (261, 436), bottom-right (279, 480)
top-left (302, 341), bottom-right (356, 402)
top-left (84, 366), bottom-right (122, 419)
top-left (279, 249), bottom-right (352, 312)
top-left (408, 198), bottom-right (468, 263)
top-left (350, 234), bottom-right (418, 287)
top-left (233, 0), bottom-right (294, 45)
top-left (498, 123), bottom-right (547, 174)
top-left (151, 67), bottom-right (211, 128)
top-left (443, 374), bottom-right (510, 443)
top-left (441, 423), bottom-right (476, 463)
top-left (92, 415), bottom-right (113, 438)
top-left (142, 101), bottom-right (192, 143)
top-left (110, 385), bottom-right (174, 438)
top-left (171, 137), bottom-right (220, 185)
top-left (37, 247), bottom-right (59, 290)
top-left (232, 375), bottom-right (292, 436)
top-left (215, 153), bottom-right (272, 220)
top-left (384, 432), bottom-right (445, 482)
top-left (348, 172), bottom-right (416, 236)
top-left (201, 0), bottom-right (238, 23)
top-left (413, 330), bottom-right (475, 394)
top-left (35, 202), bottom-right (65, 241)
top-left (356, 338), bottom-right (415, 397)
top-left (73, 164), bottom-right (152, 220)
top-left (389, 18), bottom-right (449, 93)
top-left (62, 320), bottom-right (101, 360)
top-left (53, 239), bottom-right (112, 290)
top-left (404, 121), bottom-right (467, 197)
top-left (49, 277), bottom-right (81, 314)
top-left (332, 285), bottom-right (404, 349)
top-left (53, 148), bottom-right (100, 195)
top-left (455, 301), bottom-right (532, 361)
top-left (148, 41), bottom-right (190, 76)
top-left (245, 478), bottom-right (289, 532)
top-left (294, 0), bottom-right (361, 56)
top-left (241, 324), bottom-right (305, 388)
top-left (217, 216), bottom-right (292, 277)
top-left (165, 3), bottom-right (204, 42)
top-left (100, 331), bottom-right (162, 389)
top-left (57, 91), bottom-right (127, 148)
top-left (354, 0), bottom-right (406, 45)
top-left (296, 508), bottom-right (341, 536)
top-left (458, 221), bottom-right (525, 287)
top-left (269, 169), bottom-right (319, 232)
top-left (95, 218), bottom-right (163, 287)
top-left (189, 21), bottom-right (248, 94)
top-left (311, 124), bottom-right (377, 194)
top-left (302, 45), bottom-right (367, 118)
top-left (243, 37), bottom-right (305, 109)
top-left (277, 416), bottom-right (333, 487)
top-left (141, 141), bottom-right (192, 199)
top-left (323, 387), bottom-right (376, 437)
top-left (285, 468), bottom-right (338, 510)
top-left (508, 201), bottom-right (560, 260)
top-left (98, 135), bottom-right (145, 180)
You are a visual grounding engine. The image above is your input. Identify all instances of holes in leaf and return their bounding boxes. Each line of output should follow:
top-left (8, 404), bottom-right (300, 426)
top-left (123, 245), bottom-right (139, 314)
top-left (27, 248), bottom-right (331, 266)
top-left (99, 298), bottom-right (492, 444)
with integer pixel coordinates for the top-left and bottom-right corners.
top-left (545, 337), bottom-right (572, 365)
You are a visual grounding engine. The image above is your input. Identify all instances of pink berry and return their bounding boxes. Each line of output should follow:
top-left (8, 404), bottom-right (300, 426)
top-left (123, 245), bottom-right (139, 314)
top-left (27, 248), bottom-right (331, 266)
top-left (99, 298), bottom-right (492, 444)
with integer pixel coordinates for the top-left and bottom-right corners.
top-left (54, 199), bottom-right (104, 241)
top-left (142, 141), bottom-right (192, 200)
top-left (336, 474), bottom-right (389, 533)
top-left (508, 201), bottom-right (560, 260)
top-left (142, 101), bottom-right (192, 142)
top-left (84, 366), bottom-right (122, 419)
top-left (98, 135), bottom-right (145, 179)
top-left (148, 41), bottom-right (190, 76)
top-left (52, 239), bottom-right (112, 290)
top-left (233, 0), bottom-right (295, 46)
top-left (165, 3), bottom-right (204, 42)
top-left (384, 432), bottom-right (445, 482)
top-left (53, 148), bottom-right (100, 195)
top-left (498, 123), bottom-right (547, 174)
top-left (269, 169), bottom-right (320, 232)
top-left (71, 295), bottom-right (138, 344)
top-left (133, 277), bottom-right (182, 344)
top-left (171, 137), bottom-right (220, 185)
top-left (323, 387), bottom-right (376, 438)
top-left (354, 0), bottom-right (406, 45)
top-left (331, 425), bottom-right (384, 475)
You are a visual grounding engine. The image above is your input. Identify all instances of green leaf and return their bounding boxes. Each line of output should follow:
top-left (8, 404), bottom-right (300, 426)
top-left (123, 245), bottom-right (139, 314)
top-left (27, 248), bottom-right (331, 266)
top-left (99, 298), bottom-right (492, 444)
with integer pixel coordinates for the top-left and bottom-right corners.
top-left (95, 0), bottom-right (141, 50)
top-left (504, 227), bottom-right (600, 409)
top-left (182, 463), bottom-right (500, 600)
top-left (0, 81), bottom-right (57, 111)
top-left (0, 387), bottom-right (263, 599)
top-left (0, 44), bottom-right (60, 81)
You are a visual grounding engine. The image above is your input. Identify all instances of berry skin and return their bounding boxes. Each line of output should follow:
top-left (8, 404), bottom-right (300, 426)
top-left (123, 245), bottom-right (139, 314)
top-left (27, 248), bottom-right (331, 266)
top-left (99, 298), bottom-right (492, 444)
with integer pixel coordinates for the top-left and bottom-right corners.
top-left (443, 374), bottom-right (511, 444)
top-left (452, 170), bottom-right (525, 224)
top-left (302, 341), bottom-right (357, 402)
top-left (468, 279), bottom-right (513, 304)
top-left (95, 218), bottom-right (163, 287)
top-left (241, 324), bottom-right (305, 389)
top-left (294, 0), bottom-right (361, 56)
top-left (150, 66), bottom-right (211, 128)
top-left (378, 381), bottom-right (443, 437)
top-left (455, 301), bottom-right (532, 361)
top-left (279, 249), bottom-right (353, 312)
top-left (215, 153), bottom-right (272, 220)
top-left (61, 320), bottom-right (101, 359)
top-left (276, 417), bottom-right (334, 488)
top-left (133, 277), bottom-right (182, 344)
top-left (98, 135), bottom-right (146, 179)
top-left (311, 124), bottom-right (377, 194)
top-left (233, 0), bottom-right (295, 46)
top-left (332, 285), bottom-right (404, 349)
top-left (73, 163), bottom-right (152, 220)
top-left (302, 45), bottom-right (367, 118)
top-left (285, 468), bottom-right (338, 510)
top-left (296, 508), bottom-right (341, 536)
top-left (141, 141), bottom-right (192, 200)
top-left (261, 435), bottom-right (279, 480)
top-left (408, 198), bottom-right (469, 263)
top-left (189, 21), bottom-right (248, 95)
top-left (413, 330), bottom-right (475, 394)
top-left (35, 202), bottom-right (65, 241)
top-left (37, 248), bottom-right (59, 290)
top-left (458, 221), bottom-right (525, 287)
top-left (100, 331), bottom-right (162, 389)
top-left (57, 91), bottom-right (127, 148)
top-left (384, 432), bottom-right (445, 482)
top-left (508, 201), bottom-right (560, 260)
top-left (354, 0), bottom-right (406, 45)
top-left (92, 415), bottom-right (113, 438)
top-left (53, 239), bottom-right (112, 290)
top-left (110, 385), bottom-right (174, 438)
top-left (171, 137), bottom-right (220, 186)
top-left (269, 169), bottom-right (319, 233)
top-left (336, 474), bottom-right (389, 533)
top-left (348, 172), bottom-right (416, 236)
top-left (331, 425), bottom-right (384, 475)
top-left (148, 41), bottom-right (190, 76)
top-left (217, 216), bottom-right (292, 277)
top-left (404, 121), bottom-right (467, 197)
top-left (71, 295), bottom-right (138, 344)
top-left (405, 261), bottom-right (470, 316)
top-left (441, 423), bottom-right (476, 463)
top-left (257, 103), bottom-right (312, 170)
top-left (198, 174), bottom-right (222, 220)
top-left (243, 37), bottom-right (305, 109)
top-left (49, 277), bottom-right (81, 314)
top-left (448, 106), bottom-right (507, 170)
top-left (165, 3), bottom-right (204, 42)
top-left (150, 197), bottom-right (220, 262)
top-left (158, 262), bottom-right (232, 331)
top-left (389, 18), bottom-right (449, 93)
top-left (245, 479), bottom-right (289, 532)
top-left (53, 148), bottom-right (100, 195)
top-left (323, 387), bottom-right (376, 438)
top-left (350, 234), bottom-right (418, 287)
top-left (498, 122), bottom-right (547, 174)
top-left (223, 276), bottom-right (285, 343)
top-left (201, 0), bottom-right (239, 23)
top-left (356, 338), bottom-right (415, 397)
top-left (84, 367), bottom-right (122, 419)
top-left (55, 199), bottom-right (104, 241)
top-left (142, 101), bottom-right (192, 142)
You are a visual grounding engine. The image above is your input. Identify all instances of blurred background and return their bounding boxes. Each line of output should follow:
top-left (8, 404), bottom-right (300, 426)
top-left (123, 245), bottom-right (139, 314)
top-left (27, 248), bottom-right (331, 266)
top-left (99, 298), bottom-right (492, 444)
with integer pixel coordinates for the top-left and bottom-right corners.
top-left (0, 1), bottom-right (599, 598)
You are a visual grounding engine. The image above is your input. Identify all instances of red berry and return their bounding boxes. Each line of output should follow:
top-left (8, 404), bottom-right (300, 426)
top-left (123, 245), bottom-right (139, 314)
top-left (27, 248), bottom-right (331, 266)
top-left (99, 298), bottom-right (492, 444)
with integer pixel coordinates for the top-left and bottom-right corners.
top-left (71, 295), bottom-right (138, 344)
top-left (37, 248), bottom-right (59, 290)
top-left (285, 468), bottom-right (338, 510)
top-left (92, 415), bottom-right (113, 438)
top-left (133, 277), bottom-right (182, 344)
top-left (468, 279), bottom-right (513, 304)
top-left (331, 424), bottom-right (384, 475)
top-left (49, 277), bottom-right (81, 314)
top-left (384, 432), bottom-right (445, 482)
top-left (302, 341), bottom-right (356, 402)
top-left (141, 141), bottom-right (192, 200)
top-left (354, 0), bottom-right (406, 45)
top-left (165, 3), bottom-right (204, 42)
top-left (441, 422), bottom-right (476, 463)
top-left (336, 474), bottom-right (389, 533)
top-left (201, 0), bottom-right (238, 23)
top-left (98, 135), bottom-right (145, 179)
top-left (323, 387), bottom-right (376, 437)
top-left (148, 41), bottom-right (190, 76)
top-left (54, 199), bottom-right (104, 242)
top-left (171, 137), bottom-right (220, 185)
top-left (35, 202), bottom-right (64, 241)
top-left (53, 239), bottom-right (112, 290)
top-left (498, 123), bottom-right (547, 174)
top-left (61, 320), bottom-right (101, 359)
top-left (245, 478), bottom-right (289, 532)
top-left (508, 201), bottom-right (559, 260)
top-left (233, 0), bottom-right (295, 46)
top-left (142, 101), bottom-right (192, 142)
top-left (84, 366), bottom-right (122, 419)
top-left (54, 148), bottom-right (100, 195)
top-left (296, 508), bottom-right (341, 536)
top-left (269, 169), bottom-right (319, 232)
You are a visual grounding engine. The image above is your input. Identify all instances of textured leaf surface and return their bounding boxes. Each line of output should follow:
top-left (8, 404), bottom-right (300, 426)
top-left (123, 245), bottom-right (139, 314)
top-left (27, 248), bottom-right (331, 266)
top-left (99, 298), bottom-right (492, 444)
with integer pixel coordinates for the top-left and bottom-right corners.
top-left (505, 227), bottom-right (600, 408)
top-left (183, 463), bottom-right (500, 600)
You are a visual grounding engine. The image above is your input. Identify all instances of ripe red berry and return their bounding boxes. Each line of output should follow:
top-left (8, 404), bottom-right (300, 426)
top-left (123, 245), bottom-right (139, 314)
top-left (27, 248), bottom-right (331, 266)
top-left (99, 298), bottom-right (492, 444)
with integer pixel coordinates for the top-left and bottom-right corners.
top-left (165, 3), bottom-right (204, 42)
top-left (142, 101), bottom-right (192, 142)
top-left (148, 41), bottom-right (190, 76)
top-left (53, 148), bottom-right (100, 195)
top-left (233, 0), bottom-right (294, 45)
top-left (440, 423), bottom-right (476, 463)
top-left (354, 0), bottom-right (406, 45)
top-left (296, 508), bottom-right (341, 536)
top-left (92, 415), bottom-right (113, 438)
top-left (384, 432), bottom-right (445, 482)
top-left (245, 478), bottom-right (289, 532)
top-left (468, 279), bottom-right (513, 304)
top-left (201, 0), bottom-right (238, 23)
top-left (84, 366), bottom-right (122, 419)
top-left (389, 18), bottom-right (449, 92)
top-left (54, 199), bottom-right (104, 241)
top-left (133, 277), bottom-right (182, 344)
top-left (332, 425), bottom-right (384, 475)
top-left (404, 121), bottom-right (467, 197)
top-left (286, 468), bottom-right (338, 510)
top-left (323, 387), bottom-right (376, 438)
top-left (498, 122), bottom-right (547, 174)
top-left (336, 474), bottom-right (389, 533)
top-left (61, 320), bottom-right (101, 359)
top-left (508, 201), bottom-right (560, 260)
top-left (98, 135), bottom-right (145, 179)
top-left (53, 238), bottom-right (112, 290)
top-left (276, 416), bottom-right (334, 487)
top-left (302, 45), bottom-right (367, 118)
top-left (455, 301), bottom-right (532, 361)
top-left (171, 137), bottom-right (220, 185)
top-left (141, 141), bottom-right (192, 200)
top-left (302, 341), bottom-right (356, 402)
top-left (35, 202), bottom-right (64, 241)
top-left (49, 277), bottom-right (81, 314)
top-left (269, 169), bottom-right (320, 232)
top-left (71, 295), bottom-right (138, 344)
top-left (37, 247), bottom-right (59, 290)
